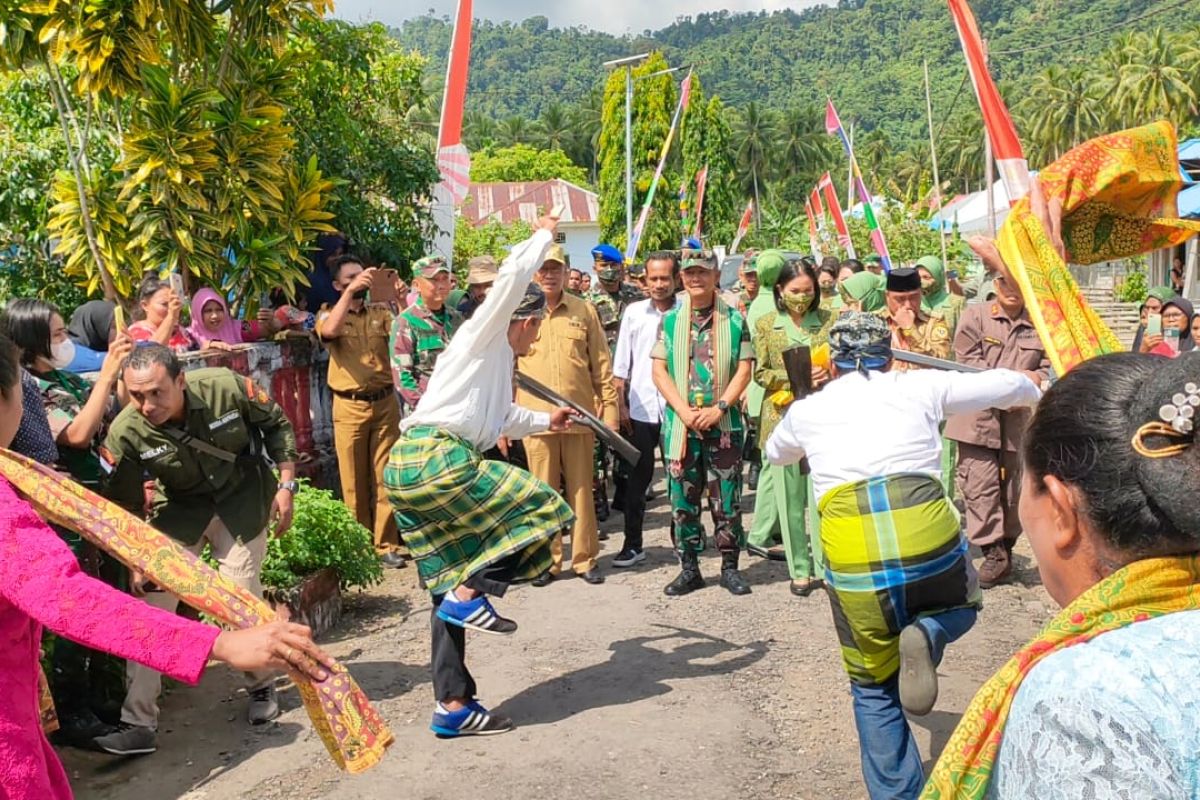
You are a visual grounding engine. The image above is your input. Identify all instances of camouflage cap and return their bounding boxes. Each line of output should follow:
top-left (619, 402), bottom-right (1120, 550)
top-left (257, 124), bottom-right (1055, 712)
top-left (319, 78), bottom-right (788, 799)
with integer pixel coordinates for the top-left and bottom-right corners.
top-left (414, 255), bottom-right (450, 279)
top-left (467, 254), bottom-right (498, 285)
top-left (680, 249), bottom-right (719, 271)
top-left (512, 282), bottom-right (547, 320)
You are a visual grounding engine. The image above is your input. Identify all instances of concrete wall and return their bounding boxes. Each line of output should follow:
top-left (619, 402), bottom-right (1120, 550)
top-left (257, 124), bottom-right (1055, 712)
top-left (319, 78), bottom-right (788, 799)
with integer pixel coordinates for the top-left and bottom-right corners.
top-left (177, 336), bottom-right (339, 488)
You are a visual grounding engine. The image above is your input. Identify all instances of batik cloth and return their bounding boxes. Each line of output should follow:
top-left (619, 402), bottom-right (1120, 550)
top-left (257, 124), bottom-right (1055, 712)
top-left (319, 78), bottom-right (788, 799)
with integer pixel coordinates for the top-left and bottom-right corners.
top-left (1000, 121), bottom-right (1200, 375)
top-left (384, 426), bottom-right (574, 597)
top-left (669, 432), bottom-right (745, 555)
top-left (0, 448), bottom-right (393, 774)
top-left (922, 554), bottom-right (1200, 800)
top-left (817, 473), bottom-right (980, 686)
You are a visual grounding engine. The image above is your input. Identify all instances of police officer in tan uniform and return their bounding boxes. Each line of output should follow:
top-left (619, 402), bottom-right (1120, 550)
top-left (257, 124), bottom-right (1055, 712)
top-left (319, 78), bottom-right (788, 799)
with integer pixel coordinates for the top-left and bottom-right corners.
top-left (318, 254), bottom-right (405, 568)
top-left (946, 272), bottom-right (1050, 588)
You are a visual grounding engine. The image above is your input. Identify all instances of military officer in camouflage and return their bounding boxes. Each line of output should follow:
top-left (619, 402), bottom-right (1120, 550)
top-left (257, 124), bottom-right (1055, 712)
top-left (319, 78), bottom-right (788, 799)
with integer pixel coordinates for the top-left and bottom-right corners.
top-left (390, 254), bottom-right (461, 412)
top-left (98, 343), bottom-right (298, 754)
top-left (876, 267), bottom-right (953, 366)
top-left (584, 243), bottom-right (645, 521)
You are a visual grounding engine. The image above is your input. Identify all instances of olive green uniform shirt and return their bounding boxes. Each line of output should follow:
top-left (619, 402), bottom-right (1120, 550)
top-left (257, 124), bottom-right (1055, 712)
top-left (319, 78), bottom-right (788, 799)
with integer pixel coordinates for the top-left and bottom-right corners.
top-left (103, 368), bottom-right (299, 545)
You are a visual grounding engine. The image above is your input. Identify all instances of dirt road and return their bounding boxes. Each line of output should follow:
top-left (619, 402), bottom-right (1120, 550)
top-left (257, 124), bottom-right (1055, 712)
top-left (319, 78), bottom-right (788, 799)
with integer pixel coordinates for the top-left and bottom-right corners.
top-left (66, 485), bottom-right (1054, 800)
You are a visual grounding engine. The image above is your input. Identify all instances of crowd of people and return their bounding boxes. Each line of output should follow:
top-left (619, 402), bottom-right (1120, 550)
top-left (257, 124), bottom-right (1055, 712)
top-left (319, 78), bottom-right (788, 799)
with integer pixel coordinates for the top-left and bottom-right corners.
top-left (0, 195), bottom-right (1198, 799)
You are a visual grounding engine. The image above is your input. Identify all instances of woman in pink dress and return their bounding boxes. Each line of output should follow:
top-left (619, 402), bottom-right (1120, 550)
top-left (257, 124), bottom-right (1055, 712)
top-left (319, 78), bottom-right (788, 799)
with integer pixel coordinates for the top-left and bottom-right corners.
top-left (127, 277), bottom-right (198, 353)
top-left (0, 332), bottom-right (333, 799)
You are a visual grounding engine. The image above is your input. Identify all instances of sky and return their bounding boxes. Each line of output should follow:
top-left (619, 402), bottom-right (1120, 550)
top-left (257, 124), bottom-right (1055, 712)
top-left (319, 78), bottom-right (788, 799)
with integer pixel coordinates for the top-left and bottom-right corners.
top-left (335, 1), bottom-right (830, 36)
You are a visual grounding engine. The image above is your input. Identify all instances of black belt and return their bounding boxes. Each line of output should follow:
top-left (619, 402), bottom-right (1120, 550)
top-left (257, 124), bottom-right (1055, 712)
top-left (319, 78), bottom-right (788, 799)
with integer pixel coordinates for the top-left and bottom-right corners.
top-left (332, 387), bottom-right (392, 403)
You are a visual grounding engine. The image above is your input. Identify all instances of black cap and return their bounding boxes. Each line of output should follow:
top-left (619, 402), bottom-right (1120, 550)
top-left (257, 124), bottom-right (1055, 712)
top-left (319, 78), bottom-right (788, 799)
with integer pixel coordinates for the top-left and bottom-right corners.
top-left (886, 267), bottom-right (921, 293)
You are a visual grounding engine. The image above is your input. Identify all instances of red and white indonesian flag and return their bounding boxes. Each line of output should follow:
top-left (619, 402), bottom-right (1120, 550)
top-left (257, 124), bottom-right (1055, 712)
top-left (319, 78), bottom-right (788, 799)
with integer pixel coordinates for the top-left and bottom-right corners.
top-left (948, 0), bottom-right (1030, 205)
top-left (729, 200), bottom-right (754, 254)
top-left (818, 172), bottom-right (856, 258)
top-left (436, 0), bottom-right (473, 204)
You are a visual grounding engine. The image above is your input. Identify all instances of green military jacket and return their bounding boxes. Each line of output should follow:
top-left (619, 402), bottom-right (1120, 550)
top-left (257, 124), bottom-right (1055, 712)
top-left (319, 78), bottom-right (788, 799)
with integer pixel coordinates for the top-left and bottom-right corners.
top-left (586, 282), bottom-right (646, 350)
top-left (103, 367), bottom-right (299, 545)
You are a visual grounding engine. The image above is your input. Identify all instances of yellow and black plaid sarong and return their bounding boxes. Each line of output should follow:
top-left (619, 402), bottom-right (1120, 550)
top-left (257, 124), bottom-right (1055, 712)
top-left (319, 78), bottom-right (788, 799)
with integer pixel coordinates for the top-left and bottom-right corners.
top-left (384, 426), bottom-right (574, 597)
top-left (818, 473), bottom-right (981, 686)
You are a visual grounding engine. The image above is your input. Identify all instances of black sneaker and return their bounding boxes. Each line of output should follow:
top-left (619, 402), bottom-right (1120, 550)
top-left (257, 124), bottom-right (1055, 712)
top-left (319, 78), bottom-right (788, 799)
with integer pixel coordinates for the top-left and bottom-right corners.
top-left (94, 722), bottom-right (157, 756)
top-left (612, 548), bottom-right (646, 568)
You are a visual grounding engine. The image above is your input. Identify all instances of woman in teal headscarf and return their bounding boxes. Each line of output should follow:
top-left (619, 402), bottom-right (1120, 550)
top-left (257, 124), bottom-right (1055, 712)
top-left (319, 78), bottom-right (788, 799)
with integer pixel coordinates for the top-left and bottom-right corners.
top-left (747, 257), bottom-right (832, 594)
top-left (837, 271), bottom-right (886, 313)
top-left (915, 255), bottom-right (965, 334)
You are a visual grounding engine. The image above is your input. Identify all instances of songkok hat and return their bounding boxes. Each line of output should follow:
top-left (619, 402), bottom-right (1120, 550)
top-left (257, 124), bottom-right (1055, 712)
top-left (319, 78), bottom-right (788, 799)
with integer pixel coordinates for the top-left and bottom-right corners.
top-left (512, 282), bottom-right (547, 320)
top-left (467, 255), bottom-right (498, 286)
top-left (886, 267), bottom-right (921, 293)
top-left (830, 312), bottom-right (893, 375)
top-left (680, 249), bottom-right (718, 270)
top-left (543, 244), bottom-right (568, 266)
top-left (414, 255), bottom-right (450, 279)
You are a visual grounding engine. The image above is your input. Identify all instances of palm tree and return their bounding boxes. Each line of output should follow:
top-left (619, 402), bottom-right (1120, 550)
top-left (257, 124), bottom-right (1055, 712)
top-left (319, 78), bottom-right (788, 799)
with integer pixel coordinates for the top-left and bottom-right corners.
top-left (776, 105), bottom-right (828, 184)
top-left (536, 102), bottom-right (572, 152)
top-left (497, 115), bottom-right (532, 147)
top-left (1114, 29), bottom-right (1196, 128)
top-left (1019, 65), bottom-right (1105, 166)
top-left (463, 110), bottom-right (498, 152)
top-left (568, 87), bottom-right (604, 182)
top-left (938, 113), bottom-right (984, 194)
top-left (856, 129), bottom-right (892, 190)
top-left (734, 101), bottom-right (776, 223)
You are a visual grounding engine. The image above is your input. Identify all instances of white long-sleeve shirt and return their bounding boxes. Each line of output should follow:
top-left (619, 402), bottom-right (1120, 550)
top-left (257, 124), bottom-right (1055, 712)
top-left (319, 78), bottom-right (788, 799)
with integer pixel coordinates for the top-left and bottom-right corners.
top-left (612, 297), bottom-right (676, 424)
top-left (401, 229), bottom-right (553, 451)
top-left (765, 368), bottom-right (1041, 502)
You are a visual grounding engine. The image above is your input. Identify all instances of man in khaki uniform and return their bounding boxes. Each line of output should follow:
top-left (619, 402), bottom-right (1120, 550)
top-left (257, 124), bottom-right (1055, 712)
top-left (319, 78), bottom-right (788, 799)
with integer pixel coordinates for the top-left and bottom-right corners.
top-left (877, 267), bottom-right (952, 366)
top-left (518, 244), bottom-right (618, 585)
top-left (318, 254), bottom-right (405, 569)
top-left (98, 344), bottom-right (298, 753)
top-left (945, 273), bottom-right (1050, 588)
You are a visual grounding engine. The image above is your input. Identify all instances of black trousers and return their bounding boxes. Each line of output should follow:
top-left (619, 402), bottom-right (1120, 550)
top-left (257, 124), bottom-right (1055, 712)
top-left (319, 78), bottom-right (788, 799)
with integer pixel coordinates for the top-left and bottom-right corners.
top-left (621, 419), bottom-right (662, 552)
top-left (430, 552), bottom-right (524, 702)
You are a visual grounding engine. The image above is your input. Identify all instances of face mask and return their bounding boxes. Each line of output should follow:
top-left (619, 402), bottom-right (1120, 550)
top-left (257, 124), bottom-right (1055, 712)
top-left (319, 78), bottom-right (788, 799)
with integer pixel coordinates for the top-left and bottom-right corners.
top-left (782, 292), bottom-right (814, 314)
top-left (921, 278), bottom-right (938, 296)
top-left (597, 267), bottom-right (621, 283)
top-left (821, 283), bottom-right (836, 296)
top-left (50, 339), bottom-right (76, 369)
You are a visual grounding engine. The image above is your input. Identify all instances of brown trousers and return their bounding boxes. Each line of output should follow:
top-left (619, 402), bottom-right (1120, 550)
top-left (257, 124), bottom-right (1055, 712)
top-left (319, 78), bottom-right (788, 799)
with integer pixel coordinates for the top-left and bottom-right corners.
top-left (524, 431), bottom-right (599, 575)
top-left (954, 441), bottom-right (1022, 547)
top-left (332, 394), bottom-right (400, 550)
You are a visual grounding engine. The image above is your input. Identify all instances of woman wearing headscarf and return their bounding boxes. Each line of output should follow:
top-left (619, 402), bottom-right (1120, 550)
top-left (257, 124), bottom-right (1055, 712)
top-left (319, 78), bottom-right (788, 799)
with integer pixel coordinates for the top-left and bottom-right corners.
top-left (924, 352), bottom-right (1200, 799)
top-left (838, 271), bottom-right (886, 314)
top-left (186, 288), bottom-right (278, 350)
top-left (1145, 296), bottom-right (1195, 357)
top-left (63, 301), bottom-right (116, 374)
top-left (1132, 285), bottom-right (1177, 353)
top-left (744, 250), bottom-right (788, 492)
top-left (748, 258), bottom-right (833, 595)
top-left (915, 256), bottom-right (965, 334)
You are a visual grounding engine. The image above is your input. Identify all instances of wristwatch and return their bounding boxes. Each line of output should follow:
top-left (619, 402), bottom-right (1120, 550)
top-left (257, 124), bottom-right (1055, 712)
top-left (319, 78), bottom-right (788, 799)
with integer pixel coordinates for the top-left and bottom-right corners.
top-left (717, 400), bottom-right (729, 412)
top-left (279, 480), bottom-right (299, 494)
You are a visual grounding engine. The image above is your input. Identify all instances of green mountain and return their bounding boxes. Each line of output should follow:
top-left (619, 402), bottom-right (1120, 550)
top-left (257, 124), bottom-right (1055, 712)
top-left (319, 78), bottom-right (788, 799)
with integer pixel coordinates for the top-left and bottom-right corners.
top-left (394, 0), bottom-right (1200, 147)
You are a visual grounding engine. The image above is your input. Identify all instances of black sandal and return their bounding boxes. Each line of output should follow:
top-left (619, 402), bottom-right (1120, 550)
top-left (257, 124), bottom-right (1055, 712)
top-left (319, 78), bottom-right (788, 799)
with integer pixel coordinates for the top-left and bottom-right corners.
top-left (789, 578), bottom-right (823, 597)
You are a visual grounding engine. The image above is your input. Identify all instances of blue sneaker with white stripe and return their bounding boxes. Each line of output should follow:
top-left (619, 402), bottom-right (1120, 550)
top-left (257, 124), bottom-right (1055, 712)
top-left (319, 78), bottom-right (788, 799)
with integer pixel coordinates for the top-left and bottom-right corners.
top-left (435, 594), bottom-right (518, 635)
top-left (431, 701), bottom-right (515, 738)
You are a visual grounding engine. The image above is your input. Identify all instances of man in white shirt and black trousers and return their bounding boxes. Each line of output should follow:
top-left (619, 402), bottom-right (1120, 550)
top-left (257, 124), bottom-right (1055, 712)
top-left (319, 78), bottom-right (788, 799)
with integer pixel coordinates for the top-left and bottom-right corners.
top-left (611, 250), bottom-right (679, 567)
top-left (383, 215), bottom-right (578, 739)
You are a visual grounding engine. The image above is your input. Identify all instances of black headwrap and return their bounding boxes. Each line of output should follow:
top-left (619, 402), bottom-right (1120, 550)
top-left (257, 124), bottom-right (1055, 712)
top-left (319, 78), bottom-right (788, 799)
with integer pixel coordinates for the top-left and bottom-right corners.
top-left (67, 300), bottom-right (116, 351)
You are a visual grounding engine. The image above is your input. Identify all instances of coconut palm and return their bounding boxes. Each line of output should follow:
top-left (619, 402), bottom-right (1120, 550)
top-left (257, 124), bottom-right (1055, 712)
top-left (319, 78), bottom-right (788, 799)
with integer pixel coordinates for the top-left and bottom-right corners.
top-left (536, 101), bottom-right (571, 152)
top-left (1114, 29), bottom-right (1196, 128)
top-left (733, 101), bottom-right (776, 221)
top-left (776, 104), bottom-right (829, 185)
top-left (497, 115), bottom-right (532, 147)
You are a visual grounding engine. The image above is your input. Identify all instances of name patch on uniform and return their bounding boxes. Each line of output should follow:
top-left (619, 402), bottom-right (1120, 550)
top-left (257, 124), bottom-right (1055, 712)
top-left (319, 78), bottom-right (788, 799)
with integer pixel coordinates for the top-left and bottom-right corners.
top-left (209, 411), bottom-right (240, 430)
top-left (140, 445), bottom-right (170, 460)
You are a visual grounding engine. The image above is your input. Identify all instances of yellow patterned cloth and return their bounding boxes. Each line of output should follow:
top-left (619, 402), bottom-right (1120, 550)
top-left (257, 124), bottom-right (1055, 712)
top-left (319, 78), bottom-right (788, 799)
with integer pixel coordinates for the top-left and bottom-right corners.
top-left (999, 121), bottom-right (1200, 375)
top-left (922, 554), bottom-right (1200, 799)
top-left (0, 449), bottom-right (393, 773)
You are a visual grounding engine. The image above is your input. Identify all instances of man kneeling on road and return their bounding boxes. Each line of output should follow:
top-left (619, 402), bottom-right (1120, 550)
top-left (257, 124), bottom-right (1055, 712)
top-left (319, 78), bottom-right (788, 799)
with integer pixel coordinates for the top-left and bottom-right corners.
top-left (95, 344), bottom-right (299, 755)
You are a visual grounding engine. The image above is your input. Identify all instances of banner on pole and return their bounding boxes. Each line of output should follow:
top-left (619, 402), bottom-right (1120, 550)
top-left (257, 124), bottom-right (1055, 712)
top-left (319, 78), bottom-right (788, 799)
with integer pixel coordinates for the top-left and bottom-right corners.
top-left (627, 70), bottom-right (692, 262)
top-left (818, 172), bottom-right (856, 259)
top-left (693, 166), bottom-right (709, 239)
top-left (729, 200), bottom-right (754, 254)
top-left (825, 99), bottom-right (892, 270)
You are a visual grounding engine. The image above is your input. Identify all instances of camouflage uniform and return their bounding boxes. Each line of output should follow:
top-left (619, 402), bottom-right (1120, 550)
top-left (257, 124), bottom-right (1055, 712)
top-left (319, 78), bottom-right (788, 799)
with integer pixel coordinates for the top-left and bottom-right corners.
top-left (875, 307), bottom-right (953, 367)
top-left (390, 299), bottom-right (461, 411)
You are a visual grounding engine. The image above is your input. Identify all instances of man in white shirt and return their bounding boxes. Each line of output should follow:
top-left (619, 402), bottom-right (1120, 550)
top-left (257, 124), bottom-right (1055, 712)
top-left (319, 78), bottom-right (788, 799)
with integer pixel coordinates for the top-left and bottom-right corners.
top-left (611, 251), bottom-right (679, 567)
top-left (384, 216), bottom-right (577, 739)
top-left (765, 312), bottom-right (1041, 800)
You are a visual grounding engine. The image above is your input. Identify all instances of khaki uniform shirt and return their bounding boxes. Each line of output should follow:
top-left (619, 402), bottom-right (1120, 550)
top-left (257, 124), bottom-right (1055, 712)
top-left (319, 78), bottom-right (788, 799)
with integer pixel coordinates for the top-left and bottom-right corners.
top-left (516, 292), bottom-right (619, 433)
top-left (877, 307), bottom-right (953, 368)
top-left (945, 303), bottom-right (1051, 451)
top-left (103, 368), bottom-right (299, 545)
top-left (317, 302), bottom-right (395, 394)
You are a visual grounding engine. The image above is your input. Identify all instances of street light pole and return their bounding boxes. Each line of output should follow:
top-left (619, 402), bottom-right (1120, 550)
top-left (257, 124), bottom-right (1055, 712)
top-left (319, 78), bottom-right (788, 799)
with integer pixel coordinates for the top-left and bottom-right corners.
top-left (604, 53), bottom-right (650, 246)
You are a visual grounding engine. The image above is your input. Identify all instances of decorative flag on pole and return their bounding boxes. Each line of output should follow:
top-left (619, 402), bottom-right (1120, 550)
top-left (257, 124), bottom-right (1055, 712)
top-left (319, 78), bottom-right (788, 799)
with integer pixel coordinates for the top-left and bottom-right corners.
top-left (693, 165), bottom-right (709, 239)
top-left (825, 99), bottom-right (893, 270)
top-left (729, 200), bottom-right (754, 254)
top-left (430, 0), bottom-right (474, 260)
top-left (626, 70), bottom-right (692, 261)
top-left (804, 198), bottom-right (824, 263)
top-left (818, 172), bottom-right (856, 258)
top-left (678, 178), bottom-right (689, 233)
top-left (947, 0), bottom-right (1031, 205)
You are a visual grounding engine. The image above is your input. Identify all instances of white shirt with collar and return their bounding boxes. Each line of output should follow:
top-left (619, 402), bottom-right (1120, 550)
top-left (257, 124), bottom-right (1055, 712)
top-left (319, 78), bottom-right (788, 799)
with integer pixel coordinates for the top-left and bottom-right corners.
top-left (401, 229), bottom-right (553, 451)
top-left (612, 296), bottom-right (676, 424)
top-left (765, 367), bottom-right (1040, 502)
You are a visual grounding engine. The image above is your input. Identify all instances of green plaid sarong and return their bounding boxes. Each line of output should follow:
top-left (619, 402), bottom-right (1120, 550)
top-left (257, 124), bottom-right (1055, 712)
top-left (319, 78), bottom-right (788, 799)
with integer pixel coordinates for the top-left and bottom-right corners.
top-left (384, 426), bottom-right (574, 597)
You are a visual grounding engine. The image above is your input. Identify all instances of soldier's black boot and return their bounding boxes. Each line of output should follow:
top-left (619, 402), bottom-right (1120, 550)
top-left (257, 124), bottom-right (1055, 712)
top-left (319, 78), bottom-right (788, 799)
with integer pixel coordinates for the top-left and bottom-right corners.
top-left (719, 551), bottom-right (752, 596)
top-left (664, 551), bottom-right (705, 596)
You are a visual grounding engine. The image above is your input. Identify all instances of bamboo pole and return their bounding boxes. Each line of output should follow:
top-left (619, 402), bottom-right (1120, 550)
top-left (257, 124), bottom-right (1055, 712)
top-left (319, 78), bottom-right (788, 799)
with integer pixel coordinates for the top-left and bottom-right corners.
top-left (924, 59), bottom-right (949, 268)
